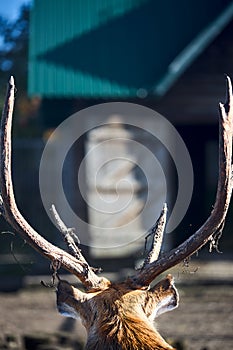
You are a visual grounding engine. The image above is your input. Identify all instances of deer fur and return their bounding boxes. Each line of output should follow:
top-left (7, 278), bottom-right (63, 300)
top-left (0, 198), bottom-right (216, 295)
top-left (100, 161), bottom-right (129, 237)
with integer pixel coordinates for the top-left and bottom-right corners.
top-left (57, 275), bottom-right (178, 349)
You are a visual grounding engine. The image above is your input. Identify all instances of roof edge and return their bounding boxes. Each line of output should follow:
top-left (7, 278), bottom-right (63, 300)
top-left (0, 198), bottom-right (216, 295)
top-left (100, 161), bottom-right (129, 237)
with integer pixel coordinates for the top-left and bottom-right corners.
top-left (154, 1), bottom-right (233, 97)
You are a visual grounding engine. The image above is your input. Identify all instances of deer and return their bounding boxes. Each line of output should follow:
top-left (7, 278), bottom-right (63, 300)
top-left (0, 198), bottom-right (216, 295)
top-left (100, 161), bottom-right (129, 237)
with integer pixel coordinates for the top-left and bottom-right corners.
top-left (0, 76), bottom-right (233, 350)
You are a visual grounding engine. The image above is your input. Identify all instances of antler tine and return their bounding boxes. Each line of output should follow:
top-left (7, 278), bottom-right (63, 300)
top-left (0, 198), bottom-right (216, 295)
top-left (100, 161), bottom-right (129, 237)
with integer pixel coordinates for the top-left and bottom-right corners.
top-left (0, 77), bottom-right (110, 291)
top-left (50, 204), bottom-right (96, 269)
top-left (131, 76), bottom-right (233, 287)
top-left (142, 203), bottom-right (167, 267)
top-left (224, 74), bottom-right (233, 114)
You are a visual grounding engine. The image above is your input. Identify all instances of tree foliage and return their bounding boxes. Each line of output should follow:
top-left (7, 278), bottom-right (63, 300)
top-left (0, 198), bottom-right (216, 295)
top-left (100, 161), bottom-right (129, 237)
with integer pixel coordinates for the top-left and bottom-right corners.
top-left (0, 4), bottom-right (40, 136)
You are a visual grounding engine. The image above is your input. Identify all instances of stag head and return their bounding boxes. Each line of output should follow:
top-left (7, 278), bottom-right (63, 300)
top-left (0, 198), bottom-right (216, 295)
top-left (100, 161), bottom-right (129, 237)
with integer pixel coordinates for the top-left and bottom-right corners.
top-left (57, 275), bottom-right (178, 350)
top-left (0, 76), bottom-right (232, 349)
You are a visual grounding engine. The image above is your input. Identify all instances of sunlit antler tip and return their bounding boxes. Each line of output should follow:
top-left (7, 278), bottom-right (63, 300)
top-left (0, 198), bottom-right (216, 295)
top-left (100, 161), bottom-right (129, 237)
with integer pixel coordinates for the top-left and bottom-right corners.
top-left (225, 74), bottom-right (232, 87)
top-left (224, 74), bottom-right (233, 107)
top-left (9, 76), bottom-right (14, 86)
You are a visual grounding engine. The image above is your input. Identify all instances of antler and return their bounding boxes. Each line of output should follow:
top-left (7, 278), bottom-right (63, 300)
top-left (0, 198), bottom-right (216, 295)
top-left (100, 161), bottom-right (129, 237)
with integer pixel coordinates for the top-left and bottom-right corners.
top-left (131, 76), bottom-right (233, 287)
top-left (0, 76), bottom-right (110, 291)
top-left (1, 75), bottom-right (232, 293)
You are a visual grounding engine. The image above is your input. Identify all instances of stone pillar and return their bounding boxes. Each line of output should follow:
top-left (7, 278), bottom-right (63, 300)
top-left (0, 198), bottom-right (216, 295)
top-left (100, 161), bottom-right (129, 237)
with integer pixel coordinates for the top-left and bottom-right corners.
top-left (85, 116), bottom-right (171, 258)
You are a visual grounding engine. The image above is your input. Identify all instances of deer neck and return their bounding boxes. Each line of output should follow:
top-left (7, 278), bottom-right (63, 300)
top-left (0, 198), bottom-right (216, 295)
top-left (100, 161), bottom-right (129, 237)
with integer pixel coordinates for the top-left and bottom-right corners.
top-left (85, 307), bottom-right (173, 350)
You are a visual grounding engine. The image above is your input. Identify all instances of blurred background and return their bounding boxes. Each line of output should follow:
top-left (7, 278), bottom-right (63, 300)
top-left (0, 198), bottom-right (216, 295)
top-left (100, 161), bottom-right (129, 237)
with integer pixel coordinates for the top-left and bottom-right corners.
top-left (0, 1), bottom-right (233, 349)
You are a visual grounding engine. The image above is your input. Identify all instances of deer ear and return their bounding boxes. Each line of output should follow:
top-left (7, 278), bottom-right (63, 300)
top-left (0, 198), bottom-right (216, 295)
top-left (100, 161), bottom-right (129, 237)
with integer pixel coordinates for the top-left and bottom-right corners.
top-left (56, 280), bottom-right (88, 319)
top-left (149, 274), bottom-right (179, 318)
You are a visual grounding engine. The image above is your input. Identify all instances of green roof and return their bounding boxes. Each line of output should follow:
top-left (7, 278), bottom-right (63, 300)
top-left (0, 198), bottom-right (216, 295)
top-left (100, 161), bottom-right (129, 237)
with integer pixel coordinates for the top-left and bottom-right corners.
top-left (28, 0), bottom-right (233, 98)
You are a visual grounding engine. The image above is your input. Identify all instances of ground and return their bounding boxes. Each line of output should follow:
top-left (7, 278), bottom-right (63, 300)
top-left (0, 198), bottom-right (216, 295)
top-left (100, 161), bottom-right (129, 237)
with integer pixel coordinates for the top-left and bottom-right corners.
top-left (0, 261), bottom-right (233, 349)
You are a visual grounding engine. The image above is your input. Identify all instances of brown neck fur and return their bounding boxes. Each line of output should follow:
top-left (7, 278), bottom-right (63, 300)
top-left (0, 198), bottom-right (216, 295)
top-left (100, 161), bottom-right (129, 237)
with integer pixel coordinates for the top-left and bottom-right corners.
top-left (84, 286), bottom-right (174, 350)
top-left (86, 315), bottom-right (173, 349)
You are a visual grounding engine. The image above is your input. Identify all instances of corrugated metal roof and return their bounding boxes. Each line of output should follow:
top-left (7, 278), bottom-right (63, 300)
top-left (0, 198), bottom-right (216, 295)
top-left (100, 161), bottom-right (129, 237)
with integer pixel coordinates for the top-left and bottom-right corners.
top-left (28, 0), bottom-right (233, 98)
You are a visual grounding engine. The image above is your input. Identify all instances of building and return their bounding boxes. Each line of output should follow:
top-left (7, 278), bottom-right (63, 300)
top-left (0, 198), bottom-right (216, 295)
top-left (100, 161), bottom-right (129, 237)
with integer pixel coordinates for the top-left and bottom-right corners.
top-left (28, 0), bottom-right (233, 262)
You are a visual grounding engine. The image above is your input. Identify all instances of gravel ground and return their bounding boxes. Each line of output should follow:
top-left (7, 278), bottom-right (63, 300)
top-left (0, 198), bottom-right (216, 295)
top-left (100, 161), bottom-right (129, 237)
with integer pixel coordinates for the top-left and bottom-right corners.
top-left (160, 283), bottom-right (233, 350)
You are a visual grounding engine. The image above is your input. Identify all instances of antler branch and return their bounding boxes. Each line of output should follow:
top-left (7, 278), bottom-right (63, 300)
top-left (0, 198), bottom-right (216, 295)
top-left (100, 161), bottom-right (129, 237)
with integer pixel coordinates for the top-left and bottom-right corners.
top-left (143, 203), bottom-right (167, 267)
top-left (0, 77), bottom-right (110, 291)
top-left (132, 76), bottom-right (233, 287)
top-left (50, 204), bottom-right (82, 260)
